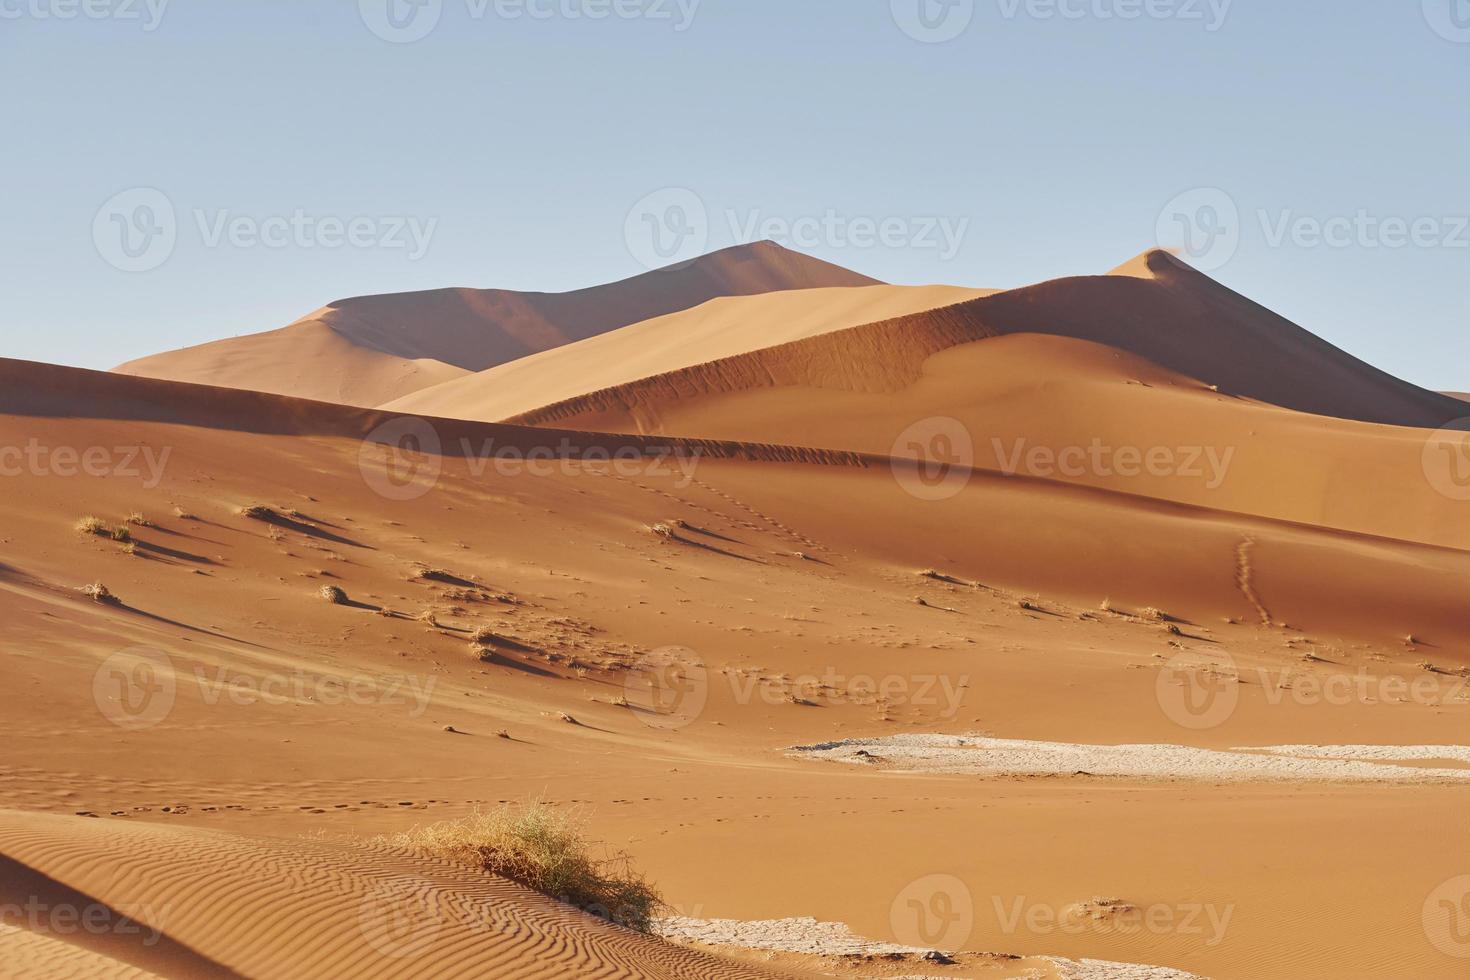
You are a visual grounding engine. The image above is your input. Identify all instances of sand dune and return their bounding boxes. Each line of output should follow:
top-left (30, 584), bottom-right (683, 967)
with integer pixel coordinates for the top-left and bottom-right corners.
top-left (386, 283), bottom-right (991, 421)
top-left (11, 245), bottom-right (1470, 979)
top-left (511, 250), bottom-right (1462, 432)
top-left (0, 810), bottom-right (797, 979)
top-left (114, 241), bottom-right (878, 406)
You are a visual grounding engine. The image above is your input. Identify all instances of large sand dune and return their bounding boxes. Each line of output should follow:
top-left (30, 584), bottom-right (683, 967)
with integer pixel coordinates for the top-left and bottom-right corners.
top-left (385, 282), bottom-right (992, 421)
top-left (10, 246), bottom-right (1470, 979)
top-left (113, 241), bottom-right (878, 406)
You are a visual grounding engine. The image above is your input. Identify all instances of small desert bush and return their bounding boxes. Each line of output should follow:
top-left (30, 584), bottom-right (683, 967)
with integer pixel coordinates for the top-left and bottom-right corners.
top-left (319, 585), bottom-right (348, 605)
top-left (75, 516), bottom-right (109, 536)
top-left (125, 512), bottom-right (152, 527)
top-left (376, 804), bottom-right (664, 932)
top-left (80, 582), bottom-right (119, 605)
top-left (237, 504), bottom-right (275, 520)
top-left (111, 526), bottom-right (132, 543)
top-left (469, 626), bottom-right (499, 646)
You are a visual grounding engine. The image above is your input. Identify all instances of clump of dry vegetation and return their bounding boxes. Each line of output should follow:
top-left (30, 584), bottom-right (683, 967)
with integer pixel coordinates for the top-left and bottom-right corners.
top-left (125, 512), bottom-right (152, 527)
top-left (172, 505), bottom-right (197, 520)
top-left (237, 504), bottom-right (276, 520)
top-left (75, 516), bottom-right (109, 536)
top-left (374, 803), bottom-right (664, 932)
top-left (319, 585), bottom-right (348, 605)
top-left (80, 582), bottom-right (119, 605)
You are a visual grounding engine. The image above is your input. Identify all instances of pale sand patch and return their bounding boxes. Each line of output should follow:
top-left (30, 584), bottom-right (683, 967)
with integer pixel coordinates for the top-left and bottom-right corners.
top-left (655, 916), bottom-right (1206, 979)
top-left (788, 735), bottom-right (1470, 782)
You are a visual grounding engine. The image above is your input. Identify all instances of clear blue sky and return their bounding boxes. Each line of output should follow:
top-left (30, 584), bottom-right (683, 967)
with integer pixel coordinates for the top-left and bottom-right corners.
top-left (3, 1), bottom-right (1466, 389)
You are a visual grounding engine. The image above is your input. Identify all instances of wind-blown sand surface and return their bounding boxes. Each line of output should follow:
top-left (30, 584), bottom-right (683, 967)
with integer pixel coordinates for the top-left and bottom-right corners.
top-left (8, 248), bottom-right (1470, 978)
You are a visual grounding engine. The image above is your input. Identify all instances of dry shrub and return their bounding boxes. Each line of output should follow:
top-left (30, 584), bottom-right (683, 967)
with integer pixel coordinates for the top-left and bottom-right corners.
top-left (75, 516), bottom-right (109, 536)
top-left (375, 804), bottom-right (664, 932)
top-left (320, 585), bottom-right (348, 604)
top-left (81, 582), bottom-right (119, 605)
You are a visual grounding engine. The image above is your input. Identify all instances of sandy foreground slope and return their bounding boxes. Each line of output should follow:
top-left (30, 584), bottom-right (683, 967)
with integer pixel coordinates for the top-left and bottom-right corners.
top-left (113, 241), bottom-right (878, 407)
top-left (385, 283), bottom-right (992, 421)
top-left (3, 355), bottom-right (1470, 978)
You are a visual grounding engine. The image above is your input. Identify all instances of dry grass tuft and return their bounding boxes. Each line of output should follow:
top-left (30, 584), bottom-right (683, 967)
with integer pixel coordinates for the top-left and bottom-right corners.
top-left (125, 512), bottom-right (152, 527)
top-left (373, 803), bottom-right (664, 932)
top-left (75, 516), bottom-right (109, 536)
top-left (319, 585), bottom-right (348, 605)
top-left (80, 582), bottom-right (119, 605)
top-left (237, 504), bottom-right (276, 520)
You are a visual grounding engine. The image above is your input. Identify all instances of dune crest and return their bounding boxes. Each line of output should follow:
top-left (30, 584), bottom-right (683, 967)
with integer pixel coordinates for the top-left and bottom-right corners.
top-left (113, 241), bottom-right (879, 407)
